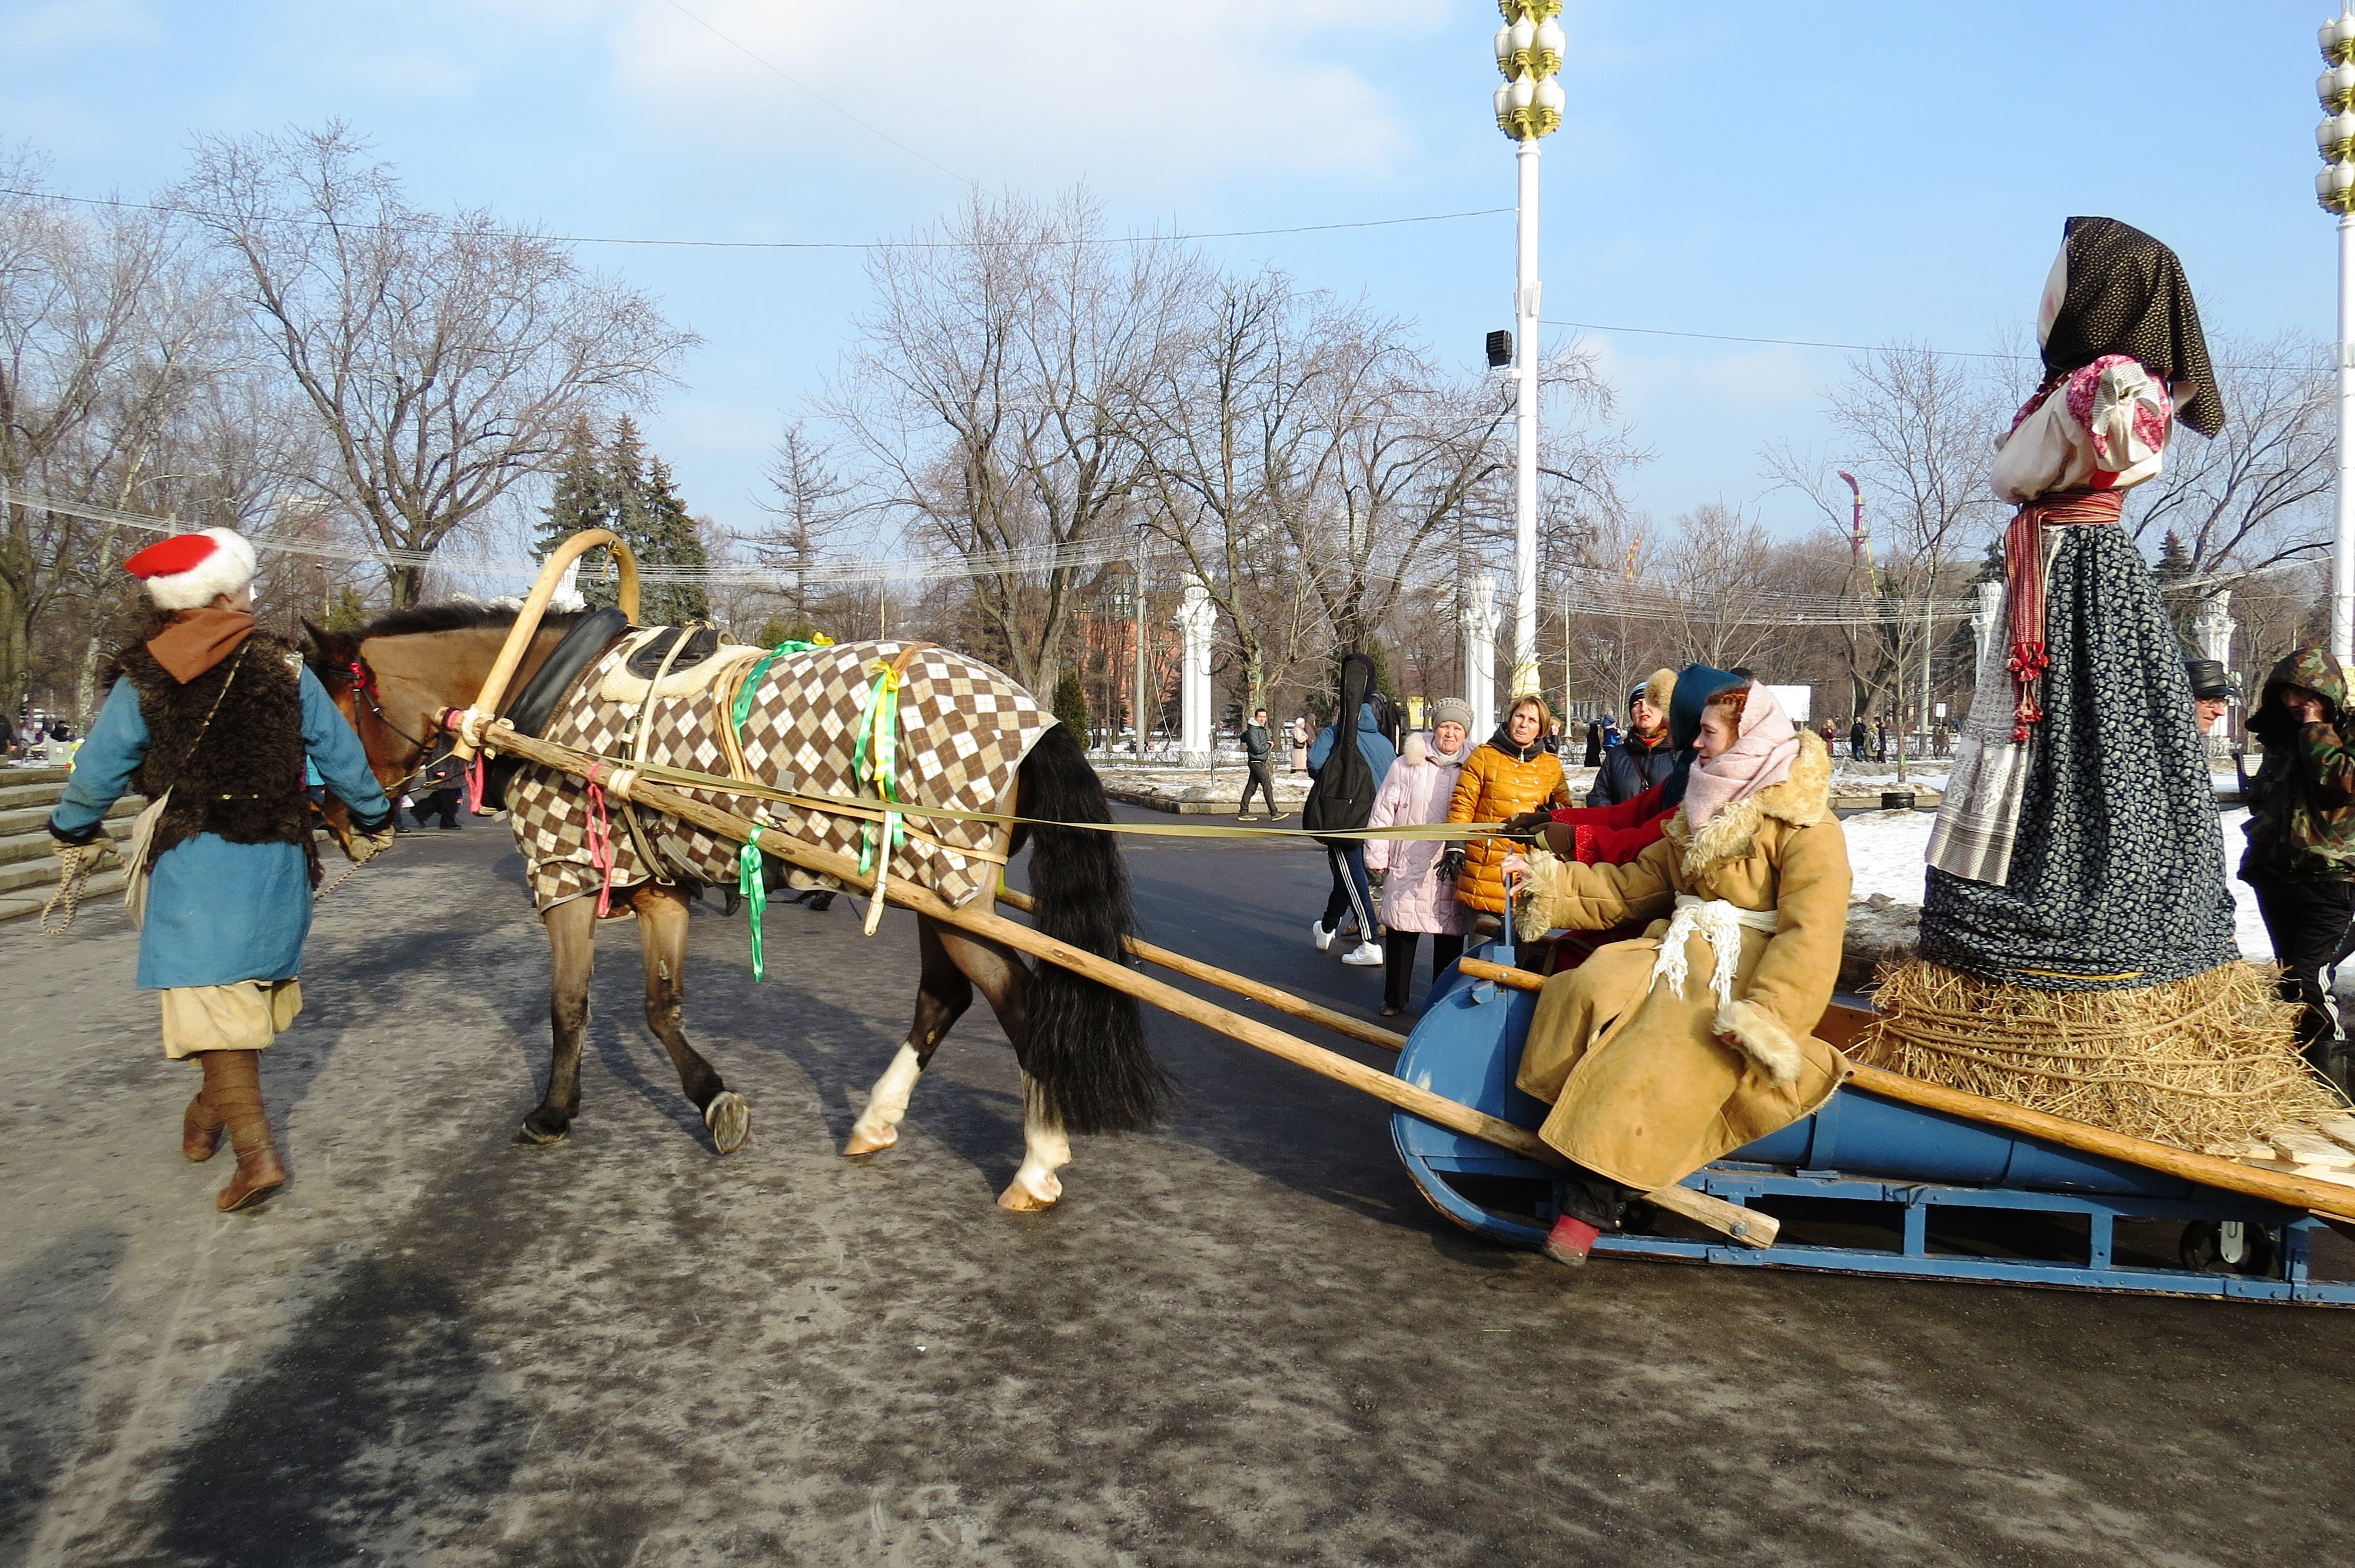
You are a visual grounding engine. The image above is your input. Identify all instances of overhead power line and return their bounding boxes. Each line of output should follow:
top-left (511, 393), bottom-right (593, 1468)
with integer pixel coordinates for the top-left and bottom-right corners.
top-left (0, 185), bottom-right (1509, 254)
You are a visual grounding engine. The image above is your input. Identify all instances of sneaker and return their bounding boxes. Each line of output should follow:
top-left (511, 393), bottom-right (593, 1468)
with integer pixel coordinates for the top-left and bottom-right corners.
top-left (1311, 920), bottom-right (1336, 952)
top-left (1271, 812), bottom-right (1290, 822)
top-left (1340, 940), bottom-right (1383, 966)
top-left (1543, 1212), bottom-right (1600, 1268)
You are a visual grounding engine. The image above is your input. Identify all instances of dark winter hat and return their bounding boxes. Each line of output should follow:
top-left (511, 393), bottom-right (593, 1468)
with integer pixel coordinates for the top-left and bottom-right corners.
top-left (2184, 659), bottom-right (2231, 701)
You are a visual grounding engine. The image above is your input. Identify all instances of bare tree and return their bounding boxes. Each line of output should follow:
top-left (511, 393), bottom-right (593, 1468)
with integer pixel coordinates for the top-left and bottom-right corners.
top-left (2130, 333), bottom-right (2332, 576)
top-left (0, 160), bottom-right (234, 707)
top-left (178, 124), bottom-right (694, 607)
top-left (752, 417), bottom-right (858, 633)
top-left (834, 188), bottom-right (1191, 692)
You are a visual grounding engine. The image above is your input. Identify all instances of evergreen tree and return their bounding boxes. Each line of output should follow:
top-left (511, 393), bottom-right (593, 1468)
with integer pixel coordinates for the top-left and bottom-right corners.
top-left (536, 417), bottom-right (620, 607)
top-left (533, 416), bottom-right (709, 624)
top-left (1051, 668), bottom-right (1090, 736)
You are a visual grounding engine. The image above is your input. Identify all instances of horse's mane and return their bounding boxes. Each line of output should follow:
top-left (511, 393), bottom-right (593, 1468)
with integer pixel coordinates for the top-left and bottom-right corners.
top-left (354, 603), bottom-right (587, 639)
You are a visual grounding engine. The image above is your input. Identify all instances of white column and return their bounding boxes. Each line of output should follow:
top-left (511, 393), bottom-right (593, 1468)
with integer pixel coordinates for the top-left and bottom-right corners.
top-left (1464, 572), bottom-right (1500, 742)
top-left (1969, 579), bottom-right (2004, 673)
top-left (2192, 588), bottom-right (2236, 665)
top-left (1511, 137), bottom-right (1542, 697)
top-left (2337, 214), bottom-right (2355, 660)
top-left (1175, 575), bottom-right (1216, 766)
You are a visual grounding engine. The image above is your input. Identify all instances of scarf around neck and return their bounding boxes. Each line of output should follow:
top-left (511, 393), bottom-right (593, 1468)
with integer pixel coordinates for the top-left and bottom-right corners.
top-left (1485, 725), bottom-right (1544, 763)
top-left (147, 607), bottom-right (257, 684)
top-left (1679, 684), bottom-right (1801, 831)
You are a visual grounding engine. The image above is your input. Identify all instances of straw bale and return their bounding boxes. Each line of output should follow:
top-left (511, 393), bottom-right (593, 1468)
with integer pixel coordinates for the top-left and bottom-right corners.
top-left (1855, 958), bottom-right (2347, 1152)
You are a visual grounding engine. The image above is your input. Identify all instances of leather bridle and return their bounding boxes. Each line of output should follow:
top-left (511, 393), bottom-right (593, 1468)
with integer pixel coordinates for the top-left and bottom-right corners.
top-left (342, 655), bottom-right (457, 799)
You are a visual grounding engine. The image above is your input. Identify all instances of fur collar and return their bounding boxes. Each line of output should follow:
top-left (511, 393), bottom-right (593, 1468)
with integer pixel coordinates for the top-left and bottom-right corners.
top-left (1662, 730), bottom-right (1832, 876)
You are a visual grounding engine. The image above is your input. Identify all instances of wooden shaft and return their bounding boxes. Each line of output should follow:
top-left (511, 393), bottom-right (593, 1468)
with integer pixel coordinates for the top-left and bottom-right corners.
top-left (478, 723), bottom-right (1558, 1168)
top-left (994, 885), bottom-right (1408, 1054)
top-left (1460, 956), bottom-right (2355, 1225)
top-left (450, 528), bottom-right (639, 762)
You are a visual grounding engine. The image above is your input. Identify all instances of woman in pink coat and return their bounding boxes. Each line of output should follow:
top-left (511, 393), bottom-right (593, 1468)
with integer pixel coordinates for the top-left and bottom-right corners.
top-left (1364, 697), bottom-right (1477, 1015)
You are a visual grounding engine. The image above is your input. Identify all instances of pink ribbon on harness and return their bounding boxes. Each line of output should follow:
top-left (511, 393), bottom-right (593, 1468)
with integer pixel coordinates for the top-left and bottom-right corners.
top-left (583, 762), bottom-right (616, 918)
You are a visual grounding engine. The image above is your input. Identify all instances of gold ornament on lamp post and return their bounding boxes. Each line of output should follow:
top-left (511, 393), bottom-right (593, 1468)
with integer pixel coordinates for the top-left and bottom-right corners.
top-left (2321, 6), bottom-right (2355, 657)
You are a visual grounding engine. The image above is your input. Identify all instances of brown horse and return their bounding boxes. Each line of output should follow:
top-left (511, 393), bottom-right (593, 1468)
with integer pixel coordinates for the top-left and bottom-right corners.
top-left (303, 605), bottom-right (1170, 1209)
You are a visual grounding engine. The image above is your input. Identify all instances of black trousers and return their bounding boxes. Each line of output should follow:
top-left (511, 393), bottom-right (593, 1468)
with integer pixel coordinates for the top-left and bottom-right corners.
top-left (2249, 876), bottom-right (2355, 1069)
top-left (1381, 929), bottom-right (1465, 1012)
top-left (1238, 759), bottom-right (1277, 815)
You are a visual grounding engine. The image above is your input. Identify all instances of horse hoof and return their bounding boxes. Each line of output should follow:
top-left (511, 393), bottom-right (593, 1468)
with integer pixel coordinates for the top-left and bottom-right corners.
top-left (704, 1092), bottom-right (751, 1154)
top-left (515, 1117), bottom-right (568, 1147)
top-left (842, 1124), bottom-right (897, 1157)
top-left (996, 1178), bottom-right (1060, 1212)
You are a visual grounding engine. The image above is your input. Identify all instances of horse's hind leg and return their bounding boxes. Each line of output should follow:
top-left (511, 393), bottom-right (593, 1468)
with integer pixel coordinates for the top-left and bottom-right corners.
top-left (520, 895), bottom-right (598, 1145)
top-left (632, 882), bottom-right (750, 1154)
top-left (922, 923), bottom-right (1066, 1212)
top-left (845, 915), bottom-right (974, 1156)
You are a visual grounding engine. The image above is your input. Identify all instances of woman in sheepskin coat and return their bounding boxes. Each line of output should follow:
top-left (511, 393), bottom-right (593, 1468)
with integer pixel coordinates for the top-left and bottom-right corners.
top-left (1510, 682), bottom-right (1850, 1267)
top-left (1448, 694), bottom-right (1571, 918)
top-left (1364, 700), bottom-right (1477, 1015)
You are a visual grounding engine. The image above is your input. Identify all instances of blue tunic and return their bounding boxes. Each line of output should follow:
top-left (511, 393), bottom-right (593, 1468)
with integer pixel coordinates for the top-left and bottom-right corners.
top-left (50, 660), bottom-right (393, 990)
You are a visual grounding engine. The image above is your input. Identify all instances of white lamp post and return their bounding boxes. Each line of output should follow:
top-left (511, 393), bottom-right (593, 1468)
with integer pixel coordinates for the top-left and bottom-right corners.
top-left (1492, 1), bottom-right (1566, 699)
top-left (2318, 7), bottom-right (2355, 660)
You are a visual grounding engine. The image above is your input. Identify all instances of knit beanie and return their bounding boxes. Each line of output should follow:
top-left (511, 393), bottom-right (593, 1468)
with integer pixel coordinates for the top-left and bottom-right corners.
top-left (1429, 696), bottom-right (1475, 732)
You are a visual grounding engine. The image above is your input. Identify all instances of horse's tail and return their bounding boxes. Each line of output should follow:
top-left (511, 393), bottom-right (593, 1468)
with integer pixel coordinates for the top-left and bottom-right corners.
top-left (1011, 723), bottom-right (1173, 1135)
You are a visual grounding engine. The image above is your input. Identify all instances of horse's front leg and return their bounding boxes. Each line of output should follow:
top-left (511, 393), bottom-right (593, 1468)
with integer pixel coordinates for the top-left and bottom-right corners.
top-left (632, 882), bottom-right (749, 1153)
top-left (845, 915), bottom-right (973, 1155)
top-left (520, 895), bottom-right (597, 1145)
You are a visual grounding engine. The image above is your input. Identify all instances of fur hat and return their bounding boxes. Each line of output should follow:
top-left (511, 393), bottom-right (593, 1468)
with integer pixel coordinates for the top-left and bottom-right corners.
top-left (123, 528), bottom-right (258, 610)
top-left (1429, 696), bottom-right (1475, 732)
top-left (1641, 667), bottom-right (1677, 714)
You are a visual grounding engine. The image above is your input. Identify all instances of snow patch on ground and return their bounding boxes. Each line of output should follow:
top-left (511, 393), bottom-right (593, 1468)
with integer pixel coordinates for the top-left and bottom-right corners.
top-left (1840, 806), bottom-right (2271, 962)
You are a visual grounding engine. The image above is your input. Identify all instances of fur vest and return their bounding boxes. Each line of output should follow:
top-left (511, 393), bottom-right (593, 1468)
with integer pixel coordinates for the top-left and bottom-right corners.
top-left (116, 631), bottom-right (318, 879)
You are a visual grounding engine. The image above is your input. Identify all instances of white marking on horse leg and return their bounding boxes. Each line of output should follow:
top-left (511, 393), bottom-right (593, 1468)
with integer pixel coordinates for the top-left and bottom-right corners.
top-left (997, 1076), bottom-right (1071, 1211)
top-left (843, 1044), bottom-right (923, 1155)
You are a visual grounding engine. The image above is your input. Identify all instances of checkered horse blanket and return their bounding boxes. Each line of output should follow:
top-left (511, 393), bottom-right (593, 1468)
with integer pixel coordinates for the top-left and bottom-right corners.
top-left (506, 638), bottom-right (1052, 915)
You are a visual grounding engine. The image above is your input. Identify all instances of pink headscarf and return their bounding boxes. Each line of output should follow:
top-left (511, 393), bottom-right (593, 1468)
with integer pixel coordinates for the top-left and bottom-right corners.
top-left (1679, 683), bottom-right (1802, 830)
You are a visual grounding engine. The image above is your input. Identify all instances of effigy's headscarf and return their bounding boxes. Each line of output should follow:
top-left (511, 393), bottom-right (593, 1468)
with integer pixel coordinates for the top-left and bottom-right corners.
top-left (2039, 217), bottom-right (2224, 437)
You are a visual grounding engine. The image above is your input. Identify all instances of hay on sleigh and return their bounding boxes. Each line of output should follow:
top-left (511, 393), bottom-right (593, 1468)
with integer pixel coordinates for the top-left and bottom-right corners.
top-left (1854, 958), bottom-right (2348, 1152)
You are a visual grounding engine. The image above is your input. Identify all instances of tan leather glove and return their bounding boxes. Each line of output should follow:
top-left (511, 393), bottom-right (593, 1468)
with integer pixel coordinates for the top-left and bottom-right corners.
top-left (343, 822), bottom-right (396, 865)
top-left (52, 838), bottom-right (114, 878)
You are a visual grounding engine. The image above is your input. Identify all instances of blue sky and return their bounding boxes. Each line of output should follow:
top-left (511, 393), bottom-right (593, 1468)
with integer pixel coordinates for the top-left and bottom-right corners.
top-left (0, 0), bottom-right (2339, 566)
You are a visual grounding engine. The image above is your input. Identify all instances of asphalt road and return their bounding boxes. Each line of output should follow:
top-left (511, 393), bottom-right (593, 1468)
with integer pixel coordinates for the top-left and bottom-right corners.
top-left (4, 808), bottom-right (2354, 1567)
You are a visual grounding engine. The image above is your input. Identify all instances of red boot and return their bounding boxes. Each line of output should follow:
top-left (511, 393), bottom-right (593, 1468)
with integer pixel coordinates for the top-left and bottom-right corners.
top-left (1543, 1212), bottom-right (1600, 1267)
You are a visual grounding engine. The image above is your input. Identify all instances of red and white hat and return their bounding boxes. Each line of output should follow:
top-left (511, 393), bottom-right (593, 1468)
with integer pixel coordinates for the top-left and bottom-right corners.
top-left (122, 528), bottom-right (258, 610)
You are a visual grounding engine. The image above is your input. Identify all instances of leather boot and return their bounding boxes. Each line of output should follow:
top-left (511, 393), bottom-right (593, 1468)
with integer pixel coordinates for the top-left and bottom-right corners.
top-left (201, 1049), bottom-right (286, 1211)
top-left (182, 1075), bottom-right (225, 1162)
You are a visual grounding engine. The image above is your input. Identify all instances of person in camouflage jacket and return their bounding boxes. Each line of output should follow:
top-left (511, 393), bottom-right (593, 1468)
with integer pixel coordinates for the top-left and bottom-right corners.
top-left (2240, 646), bottom-right (2355, 1083)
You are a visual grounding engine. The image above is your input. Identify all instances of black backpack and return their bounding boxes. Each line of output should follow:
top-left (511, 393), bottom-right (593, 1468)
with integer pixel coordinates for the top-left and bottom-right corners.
top-left (1303, 653), bottom-right (1378, 849)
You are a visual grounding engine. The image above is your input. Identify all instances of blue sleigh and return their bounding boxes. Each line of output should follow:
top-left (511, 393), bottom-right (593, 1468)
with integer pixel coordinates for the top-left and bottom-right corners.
top-left (1391, 944), bottom-right (2355, 1307)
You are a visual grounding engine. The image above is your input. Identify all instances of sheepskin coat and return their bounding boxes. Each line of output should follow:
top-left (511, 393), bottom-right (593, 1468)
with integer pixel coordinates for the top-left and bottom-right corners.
top-left (1447, 737), bottom-right (1571, 915)
top-left (1363, 736), bottom-right (1475, 936)
top-left (1512, 730), bottom-right (1850, 1190)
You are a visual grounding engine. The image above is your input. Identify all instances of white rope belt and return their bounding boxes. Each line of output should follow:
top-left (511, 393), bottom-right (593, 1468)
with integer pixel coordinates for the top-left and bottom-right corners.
top-left (1648, 893), bottom-right (1780, 1012)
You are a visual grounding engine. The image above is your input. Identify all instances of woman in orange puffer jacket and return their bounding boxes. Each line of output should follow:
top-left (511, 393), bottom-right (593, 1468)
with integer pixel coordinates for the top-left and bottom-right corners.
top-left (1447, 694), bottom-right (1571, 918)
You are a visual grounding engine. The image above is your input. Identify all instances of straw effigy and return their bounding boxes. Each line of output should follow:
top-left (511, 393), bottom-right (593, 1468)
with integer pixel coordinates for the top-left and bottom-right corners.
top-left (1855, 957), bottom-right (2348, 1152)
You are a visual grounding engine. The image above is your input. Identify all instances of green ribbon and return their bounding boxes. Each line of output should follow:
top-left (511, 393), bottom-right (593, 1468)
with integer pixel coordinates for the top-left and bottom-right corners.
top-left (732, 637), bottom-right (831, 738)
top-left (739, 823), bottom-right (769, 981)
top-left (849, 661), bottom-right (908, 876)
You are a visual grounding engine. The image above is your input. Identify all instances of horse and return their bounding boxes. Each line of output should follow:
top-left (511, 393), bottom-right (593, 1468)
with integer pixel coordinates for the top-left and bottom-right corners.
top-left (302, 604), bottom-right (1172, 1210)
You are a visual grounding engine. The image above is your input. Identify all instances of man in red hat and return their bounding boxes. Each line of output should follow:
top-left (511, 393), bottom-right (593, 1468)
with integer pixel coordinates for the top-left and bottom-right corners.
top-left (47, 527), bottom-right (396, 1211)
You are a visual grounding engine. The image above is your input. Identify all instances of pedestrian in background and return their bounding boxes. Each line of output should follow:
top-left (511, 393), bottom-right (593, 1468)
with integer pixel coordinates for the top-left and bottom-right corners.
top-left (1289, 715), bottom-right (1311, 775)
top-left (1448, 693), bottom-right (1571, 929)
top-left (2240, 649), bottom-right (2355, 1089)
top-left (1306, 659), bottom-right (1397, 967)
top-left (1365, 698), bottom-right (1475, 1015)
top-left (1582, 717), bottom-right (1603, 768)
top-left (1238, 706), bottom-right (1282, 820)
top-left (1588, 671), bottom-right (1677, 807)
top-left (2187, 659), bottom-right (2232, 740)
top-left (1849, 717), bottom-right (1869, 762)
